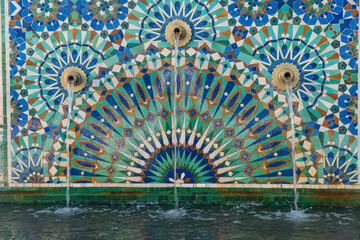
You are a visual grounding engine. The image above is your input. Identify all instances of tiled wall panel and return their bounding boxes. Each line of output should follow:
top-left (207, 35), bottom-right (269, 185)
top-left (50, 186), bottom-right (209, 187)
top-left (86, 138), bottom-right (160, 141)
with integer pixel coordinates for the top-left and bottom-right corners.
top-left (4, 0), bottom-right (359, 187)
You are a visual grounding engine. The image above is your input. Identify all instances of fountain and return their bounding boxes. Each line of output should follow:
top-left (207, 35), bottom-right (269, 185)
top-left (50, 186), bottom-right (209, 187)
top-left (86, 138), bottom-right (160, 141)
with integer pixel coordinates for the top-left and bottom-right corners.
top-left (2, 0), bottom-right (359, 217)
top-left (172, 36), bottom-right (179, 209)
top-left (166, 20), bottom-right (192, 210)
top-left (2, 0), bottom-right (360, 237)
top-left (66, 82), bottom-right (73, 208)
top-left (286, 78), bottom-right (298, 211)
top-left (60, 67), bottom-right (87, 208)
top-left (272, 63), bottom-right (301, 210)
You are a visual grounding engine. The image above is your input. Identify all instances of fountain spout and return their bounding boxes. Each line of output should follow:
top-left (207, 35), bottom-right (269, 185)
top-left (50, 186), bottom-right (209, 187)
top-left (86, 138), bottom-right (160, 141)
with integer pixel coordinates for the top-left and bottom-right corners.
top-left (67, 72), bottom-right (81, 86)
top-left (280, 69), bottom-right (294, 83)
top-left (165, 19), bottom-right (192, 47)
top-left (60, 67), bottom-right (87, 92)
top-left (172, 26), bottom-right (185, 40)
top-left (271, 63), bottom-right (300, 92)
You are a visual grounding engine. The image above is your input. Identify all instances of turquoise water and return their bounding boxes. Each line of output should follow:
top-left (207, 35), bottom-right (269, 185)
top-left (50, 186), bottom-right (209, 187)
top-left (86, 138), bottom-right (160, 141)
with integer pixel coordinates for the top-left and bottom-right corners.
top-left (0, 203), bottom-right (359, 239)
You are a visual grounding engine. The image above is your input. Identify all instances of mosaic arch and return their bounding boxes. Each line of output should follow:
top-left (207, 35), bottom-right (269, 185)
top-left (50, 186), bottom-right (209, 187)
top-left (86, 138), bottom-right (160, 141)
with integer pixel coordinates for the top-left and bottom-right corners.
top-left (4, 0), bottom-right (359, 186)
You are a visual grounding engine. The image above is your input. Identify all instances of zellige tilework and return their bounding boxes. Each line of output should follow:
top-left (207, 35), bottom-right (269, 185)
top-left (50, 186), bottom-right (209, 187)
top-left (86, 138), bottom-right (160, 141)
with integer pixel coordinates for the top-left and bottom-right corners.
top-left (5, 0), bottom-right (359, 187)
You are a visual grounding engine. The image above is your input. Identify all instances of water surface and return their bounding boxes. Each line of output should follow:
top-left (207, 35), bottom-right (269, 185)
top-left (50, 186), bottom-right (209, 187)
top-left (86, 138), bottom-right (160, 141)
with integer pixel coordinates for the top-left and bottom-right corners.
top-left (1, 203), bottom-right (359, 239)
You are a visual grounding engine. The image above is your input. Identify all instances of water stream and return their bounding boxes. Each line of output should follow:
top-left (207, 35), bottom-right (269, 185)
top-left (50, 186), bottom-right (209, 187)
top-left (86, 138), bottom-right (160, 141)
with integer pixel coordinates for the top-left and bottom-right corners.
top-left (66, 83), bottom-right (74, 208)
top-left (286, 82), bottom-right (298, 211)
top-left (172, 36), bottom-right (180, 209)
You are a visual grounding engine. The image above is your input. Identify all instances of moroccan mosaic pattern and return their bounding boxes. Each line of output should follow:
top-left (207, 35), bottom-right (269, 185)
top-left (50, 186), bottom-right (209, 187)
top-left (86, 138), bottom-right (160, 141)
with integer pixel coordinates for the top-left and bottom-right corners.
top-left (7, 0), bottom-right (359, 186)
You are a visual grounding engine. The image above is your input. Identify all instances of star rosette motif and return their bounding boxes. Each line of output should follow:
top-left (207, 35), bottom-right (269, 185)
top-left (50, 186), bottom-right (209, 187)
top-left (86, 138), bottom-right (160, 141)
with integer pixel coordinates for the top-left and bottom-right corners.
top-left (124, 0), bottom-right (230, 70)
top-left (10, 29), bottom-right (132, 183)
top-left (81, 0), bottom-right (129, 31)
top-left (228, 0), bottom-right (278, 26)
top-left (69, 67), bottom-right (294, 184)
top-left (243, 23), bottom-right (341, 117)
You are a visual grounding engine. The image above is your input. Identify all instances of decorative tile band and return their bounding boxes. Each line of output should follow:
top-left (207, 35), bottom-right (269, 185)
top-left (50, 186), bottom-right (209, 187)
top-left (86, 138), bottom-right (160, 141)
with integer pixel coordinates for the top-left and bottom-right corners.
top-left (1, 187), bottom-right (360, 206)
top-left (7, 182), bottom-right (360, 190)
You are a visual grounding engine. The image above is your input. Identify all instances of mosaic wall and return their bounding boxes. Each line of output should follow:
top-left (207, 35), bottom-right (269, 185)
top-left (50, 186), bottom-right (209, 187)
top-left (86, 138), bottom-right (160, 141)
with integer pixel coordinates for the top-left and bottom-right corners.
top-left (4, 0), bottom-right (359, 186)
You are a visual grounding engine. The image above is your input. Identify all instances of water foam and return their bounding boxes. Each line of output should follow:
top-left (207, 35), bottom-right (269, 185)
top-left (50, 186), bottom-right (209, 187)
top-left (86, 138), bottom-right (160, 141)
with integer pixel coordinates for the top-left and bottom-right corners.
top-left (163, 208), bottom-right (187, 219)
top-left (34, 207), bottom-right (87, 215)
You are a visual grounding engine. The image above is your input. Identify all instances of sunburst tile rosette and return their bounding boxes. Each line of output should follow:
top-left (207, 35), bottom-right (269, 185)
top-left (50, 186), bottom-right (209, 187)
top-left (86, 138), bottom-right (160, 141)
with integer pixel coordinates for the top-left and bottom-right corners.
top-left (69, 67), bottom-right (294, 184)
top-left (125, 0), bottom-right (230, 70)
top-left (241, 22), bottom-right (350, 184)
top-left (10, 29), bottom-right (130, 184)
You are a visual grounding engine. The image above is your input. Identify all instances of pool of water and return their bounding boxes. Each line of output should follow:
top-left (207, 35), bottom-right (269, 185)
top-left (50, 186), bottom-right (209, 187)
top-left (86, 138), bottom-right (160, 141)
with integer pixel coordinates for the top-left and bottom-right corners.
top-left (0, 202), bottom-right (359, 239)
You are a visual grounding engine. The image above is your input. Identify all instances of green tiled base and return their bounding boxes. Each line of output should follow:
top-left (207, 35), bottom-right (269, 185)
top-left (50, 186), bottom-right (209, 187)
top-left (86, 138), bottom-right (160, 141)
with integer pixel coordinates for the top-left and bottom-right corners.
top-left (1, 188), bottom-right (360, 206)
